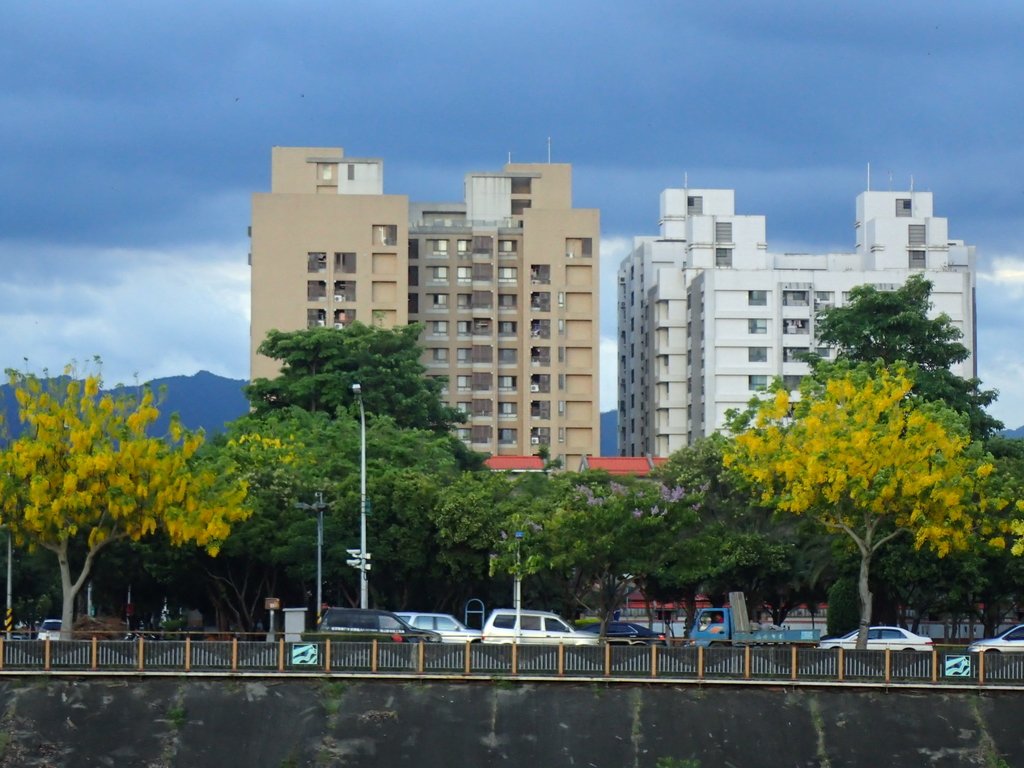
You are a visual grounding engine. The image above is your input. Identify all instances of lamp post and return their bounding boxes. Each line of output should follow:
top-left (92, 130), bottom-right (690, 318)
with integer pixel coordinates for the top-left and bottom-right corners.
top-left (352, 383), bottom-right (369, 609)
top-left (295, 492), bottom-right (327, 626)
top-left (514, 530), bottom-right (524, 643)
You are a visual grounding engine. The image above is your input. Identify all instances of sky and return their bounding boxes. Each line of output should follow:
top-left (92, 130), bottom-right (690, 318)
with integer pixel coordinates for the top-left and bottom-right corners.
top-left (2, 1), bottom-right (1022, 428)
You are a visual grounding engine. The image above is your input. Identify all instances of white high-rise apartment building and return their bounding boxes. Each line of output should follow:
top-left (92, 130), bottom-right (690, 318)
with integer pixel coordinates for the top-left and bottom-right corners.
top-left (617, 187), bottom-right (976, 457)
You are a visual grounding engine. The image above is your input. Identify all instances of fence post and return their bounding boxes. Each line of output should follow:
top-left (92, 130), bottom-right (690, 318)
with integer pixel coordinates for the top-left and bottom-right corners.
top-left (138, 636), bottom-right (145, 672)
top-left (884, 648), bottom-right (891, 684)
top-left (371, 639), bottom-right (378, 673)
top-left (651, 643), bottom-right (657, 679)
top-left (978, 651), bottom-right (985, 686)
top-left (325, 639), bottom-right (331, 674)
top-left (464, 642), bottom-right (471, 676)
top-left (91, 636), bottom-right (98, 671)
top-left (44, 638), bottom-right (51, 672)
top-left (697, 645), bottom-right (704, 680)
top-left (931, 649), bottom-right (938, 684)
top-left (557, 644), bottom-right (564, 677)
top-left (791, 644), bottom-right (798, 681)
top-left (743, 645), bottom-right (751, 679)
top-left (418, 641), bottom-right (425, 674)
top-left (277, 637), bottom-right (285, 672)
top-left (185, 637), bottom-right (191, 673)
top-left (837, 648), bottom-right (844, 682)
top-left (604, 642), bottom-right (611, 677)
top-left (231, 637), bottom-right (238, 672)
top-left (511, 642), bottom-right (518, 675)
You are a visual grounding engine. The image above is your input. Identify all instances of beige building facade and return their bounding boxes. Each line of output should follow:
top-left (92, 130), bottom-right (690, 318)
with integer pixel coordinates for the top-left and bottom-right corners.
top-left (250, 147), bottom-right (601, 467)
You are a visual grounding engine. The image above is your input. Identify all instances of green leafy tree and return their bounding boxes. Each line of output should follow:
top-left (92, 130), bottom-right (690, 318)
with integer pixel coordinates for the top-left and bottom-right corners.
top-left (247, 324), bottom-right (465, 434)
top-left (0, 368), bottom-right (250, 637)
top-left (813, 274), bottom-right (1001, 439)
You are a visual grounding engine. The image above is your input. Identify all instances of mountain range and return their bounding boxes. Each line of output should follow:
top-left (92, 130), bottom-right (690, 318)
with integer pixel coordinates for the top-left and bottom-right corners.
top-left (2, 371), bottom-right (1021, 447)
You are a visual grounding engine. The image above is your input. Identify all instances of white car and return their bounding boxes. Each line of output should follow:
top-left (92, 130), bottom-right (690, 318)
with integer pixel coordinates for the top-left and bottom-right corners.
top-left (481, 609), bottom-right (600, 646)
top-left (37, 619), bottom-right (62, 641)
top-left (395, 612), bottom-right (482, 643)
top-left (968, 624), bottom-right (1024, 653)
top-left (818, 626), bottom-right (934, 651)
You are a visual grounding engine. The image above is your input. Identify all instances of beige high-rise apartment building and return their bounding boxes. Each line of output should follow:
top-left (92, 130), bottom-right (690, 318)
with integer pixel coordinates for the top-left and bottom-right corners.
top-left (250, 147), bottom-right (601, 467)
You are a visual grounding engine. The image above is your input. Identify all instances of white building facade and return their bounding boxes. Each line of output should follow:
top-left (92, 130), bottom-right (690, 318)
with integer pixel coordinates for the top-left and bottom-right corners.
top-left (617, 188), bottom-right (976, 457)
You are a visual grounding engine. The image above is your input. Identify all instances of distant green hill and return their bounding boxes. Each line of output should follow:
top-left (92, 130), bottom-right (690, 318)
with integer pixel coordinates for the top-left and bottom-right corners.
top-left (2, 371), bottom-right (249, 439)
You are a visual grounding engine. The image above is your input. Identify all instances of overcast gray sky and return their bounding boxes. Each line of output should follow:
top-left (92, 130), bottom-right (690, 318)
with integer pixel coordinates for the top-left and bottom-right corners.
top-left (2, 1), bottom-right (1022, 428)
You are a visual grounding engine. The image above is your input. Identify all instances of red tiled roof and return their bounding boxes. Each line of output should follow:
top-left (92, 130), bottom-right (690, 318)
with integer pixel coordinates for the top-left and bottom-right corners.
top-left (484, 455), bottom-right (545, 471)
top-left (579, 456), bottom-right (664, 476)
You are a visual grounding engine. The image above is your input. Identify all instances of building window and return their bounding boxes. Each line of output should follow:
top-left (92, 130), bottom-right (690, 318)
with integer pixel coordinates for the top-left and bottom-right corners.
top-left (748, 290), bottom-right (768, 306)
top-left (456, 347), bottom-right (472, 363)
top-left (687, 196), bottom-right (703, 215)
top-left (429, 239), bottom-right (449, 254)
top-left (748, 319), bottom-right (768, 334)
top-left (430, 293), bottom-right (448, 308)
top-left (783, 347), bottom-right (809, 362)
top-left (431, 348), bottom-right (449, 363)
top-left (372, 224), bottom-right (398, 247)
top-left (456, 293), bottom-right (472, 309)
top-left (498, 402), bottom-right (517, 416)
top-left (498, 348), bottom-right (517, 364)
top-left (430, 266), bottom-right (449, 281)
top-left (456, 266), bottom-right (472, 284)
top-left (748, 347), bottom-right (768, 363)
top-left (498, 294), bottom-right (517, 309)
top-left (498, 321), bottom-right (517, 336)
top-left (455, 401), bottom-right (470, 414)
top-left (749, 375), bottom-right (769, 391)
top-left (307, 252), bottom-right (327, 273)
top-left (715, 248), bottom-right (733, 267)
top-left (498, 267), bottom-right (517, 283)
top-left (457, 320), bottom-right (471, 336)
top-left (782, 290), bottom-right (809, 307)
top-left (715, 221), bottom-right (733, 242)
top-left (908, 224), bottom-right (926, 246)
top-left (456, 375), bottom-right (471, 393)
top-left (498, 240), bottom-right (516, 253)
top-left (431, 321), bottom-right (448, 336)
top-left (814, 291), bottom-right (834, 309)
top-left (783, 319), bottom-right (809, 335)
top-left (498, 375), bottom-right (516, 392)
top-left (909, 250), bottom-right (926, 268)
top-left (783, 375), bottom-right (803, 391)
top-left (498, 428), bottom-right (517, 445)
top-left (896, 198), bottom-right (912, 217)
top-left (457, 239), bottom-right (471, 254)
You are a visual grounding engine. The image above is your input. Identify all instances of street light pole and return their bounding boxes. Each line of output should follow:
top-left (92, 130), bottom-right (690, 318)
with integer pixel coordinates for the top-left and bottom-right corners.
top-left (295, 492), bottom-right (327, 626)
top-left (352, 383), bottom-right (369, 609)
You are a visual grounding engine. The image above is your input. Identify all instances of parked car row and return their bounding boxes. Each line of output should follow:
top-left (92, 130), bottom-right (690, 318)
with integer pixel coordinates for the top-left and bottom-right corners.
top-left (314, 608), bottom-right (668, 646)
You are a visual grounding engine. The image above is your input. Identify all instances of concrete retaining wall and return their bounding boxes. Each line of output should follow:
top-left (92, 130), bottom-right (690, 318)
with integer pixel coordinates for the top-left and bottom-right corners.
top-left (0, 677), bottom-right (1020, 767)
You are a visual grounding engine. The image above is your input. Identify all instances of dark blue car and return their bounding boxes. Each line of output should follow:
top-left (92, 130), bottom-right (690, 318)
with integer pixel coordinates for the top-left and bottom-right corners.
top-left (579, 621), bottom-right (667, 645)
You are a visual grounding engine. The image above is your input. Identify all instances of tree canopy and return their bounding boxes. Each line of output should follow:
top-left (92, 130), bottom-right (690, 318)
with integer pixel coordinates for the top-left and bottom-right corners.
top-left (247, 323), bottom-right (465, 433)
top-left (813, 274), bottom-right (1001, 439)
top-left (0, 368), bottom-right (250, 636)
top-left (724, 363), bottom-right (1004, 647)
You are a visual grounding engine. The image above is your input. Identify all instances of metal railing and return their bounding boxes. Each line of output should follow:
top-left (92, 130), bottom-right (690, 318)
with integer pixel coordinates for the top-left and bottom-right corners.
top-left (0, 638), bottom-right (1011, 687)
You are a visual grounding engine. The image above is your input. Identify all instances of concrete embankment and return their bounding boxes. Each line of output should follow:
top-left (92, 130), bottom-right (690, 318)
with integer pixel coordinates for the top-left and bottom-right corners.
top-left (0, 677), bottom-right (1020, 767)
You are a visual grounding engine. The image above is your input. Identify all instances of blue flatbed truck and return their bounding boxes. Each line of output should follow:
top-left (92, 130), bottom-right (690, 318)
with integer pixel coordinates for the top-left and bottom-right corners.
top-left (689, 592), bottom-right (821, 647)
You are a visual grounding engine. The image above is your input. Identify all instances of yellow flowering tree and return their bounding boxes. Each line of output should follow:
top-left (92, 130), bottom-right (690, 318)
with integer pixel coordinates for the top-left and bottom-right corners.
top-left (0, 368), bottom-right (250, 636)
top-left (724, 364), bottom-right (1004, 648)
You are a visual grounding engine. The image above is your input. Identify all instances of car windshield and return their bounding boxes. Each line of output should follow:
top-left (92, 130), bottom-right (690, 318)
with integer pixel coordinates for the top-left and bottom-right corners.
top-left (41, 620), bottom-right (61, 630)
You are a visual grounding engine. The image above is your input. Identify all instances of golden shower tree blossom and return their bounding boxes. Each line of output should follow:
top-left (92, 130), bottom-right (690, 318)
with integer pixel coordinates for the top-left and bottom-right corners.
top-left (724, 364), bottom-right (1004, 649)
top-left (0, 367), bottom-right (250, 636)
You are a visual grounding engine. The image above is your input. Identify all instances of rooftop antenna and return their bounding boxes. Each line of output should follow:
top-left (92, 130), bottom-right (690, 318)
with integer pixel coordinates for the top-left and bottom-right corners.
top-left (910, 174), bottom-right (915, 193)
top-left (546, 136), bottom-right (551, 163)
top-left (866, 162), bottom-right (871, 191)
top-left (508, 151), bottom-right (512, 164)
top-left (888, 170), bottom-right (893, 190)
top-left (684, 171), bottom-right (688, 188)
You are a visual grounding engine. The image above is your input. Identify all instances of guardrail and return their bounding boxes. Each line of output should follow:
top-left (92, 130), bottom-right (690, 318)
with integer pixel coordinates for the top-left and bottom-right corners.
top-left (1, 638), bottom-right (1017, 687)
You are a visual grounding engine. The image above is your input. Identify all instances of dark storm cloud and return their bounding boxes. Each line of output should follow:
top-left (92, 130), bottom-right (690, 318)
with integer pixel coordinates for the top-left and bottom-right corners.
top-left (1, 0), bottom-right (1022, 423)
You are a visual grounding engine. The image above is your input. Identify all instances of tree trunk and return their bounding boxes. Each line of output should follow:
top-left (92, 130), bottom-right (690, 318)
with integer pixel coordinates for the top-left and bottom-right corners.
top-left (856, 548), bottom-right (872, 649)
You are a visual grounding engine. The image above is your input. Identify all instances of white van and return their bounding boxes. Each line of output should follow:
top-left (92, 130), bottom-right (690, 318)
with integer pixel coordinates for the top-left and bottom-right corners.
top-left (481, 609), bottom-right (599, 645)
